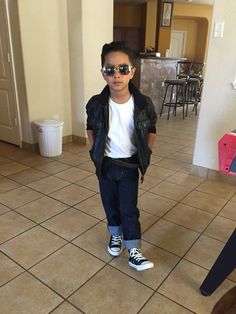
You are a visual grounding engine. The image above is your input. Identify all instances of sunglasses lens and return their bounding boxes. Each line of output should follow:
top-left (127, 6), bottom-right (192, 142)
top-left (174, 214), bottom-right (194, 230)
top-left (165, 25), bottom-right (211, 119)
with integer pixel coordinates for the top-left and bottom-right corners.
top-left (119, 64), bottom-right (130, 74)
top-left (103, 66), bottom-right (115, 76)
top-left (102, 64), bottom-right (133, 76)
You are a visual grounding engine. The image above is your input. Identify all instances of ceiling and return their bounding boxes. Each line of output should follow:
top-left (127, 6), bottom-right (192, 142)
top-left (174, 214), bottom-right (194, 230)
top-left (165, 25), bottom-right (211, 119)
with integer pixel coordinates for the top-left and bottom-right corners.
top-left (114, 0), bottom-right (214, 5)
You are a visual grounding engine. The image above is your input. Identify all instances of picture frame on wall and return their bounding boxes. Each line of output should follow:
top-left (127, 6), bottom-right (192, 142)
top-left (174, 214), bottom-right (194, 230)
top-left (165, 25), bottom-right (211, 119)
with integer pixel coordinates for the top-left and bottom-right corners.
top-left (161, 1), bottom-right (173, 28)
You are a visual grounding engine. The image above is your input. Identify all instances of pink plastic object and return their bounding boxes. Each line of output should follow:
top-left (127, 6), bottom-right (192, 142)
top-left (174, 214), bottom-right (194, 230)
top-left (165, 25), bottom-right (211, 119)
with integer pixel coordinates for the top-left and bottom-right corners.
top-left (218, 132), bottom-right (236, 176)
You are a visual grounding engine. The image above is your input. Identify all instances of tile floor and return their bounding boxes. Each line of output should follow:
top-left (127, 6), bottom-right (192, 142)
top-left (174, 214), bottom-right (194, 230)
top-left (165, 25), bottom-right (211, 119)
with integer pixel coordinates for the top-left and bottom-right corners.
top-left (0, 112), bottom-right (236, 314)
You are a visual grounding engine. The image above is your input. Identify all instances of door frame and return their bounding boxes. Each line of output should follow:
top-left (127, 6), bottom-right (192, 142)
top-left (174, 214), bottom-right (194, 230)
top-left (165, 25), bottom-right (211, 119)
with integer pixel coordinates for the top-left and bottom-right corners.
top-left (170, 30), bottom-right (187, 58)
top-left (2, 0), bottom-right (22, 146)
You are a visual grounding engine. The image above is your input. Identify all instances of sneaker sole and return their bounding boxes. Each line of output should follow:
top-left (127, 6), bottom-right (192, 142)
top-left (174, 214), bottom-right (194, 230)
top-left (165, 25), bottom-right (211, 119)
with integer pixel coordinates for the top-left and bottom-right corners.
top-left (128, 261), bottom-right (154, 271)
top-left (108, 246), bottom-right (123, 257)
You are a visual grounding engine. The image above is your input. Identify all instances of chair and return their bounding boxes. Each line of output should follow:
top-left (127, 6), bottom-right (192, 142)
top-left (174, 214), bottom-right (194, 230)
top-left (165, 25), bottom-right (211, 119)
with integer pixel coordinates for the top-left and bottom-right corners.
top-left (185, 77), bottom-right (201, 116)
top-left (200, 228), bottom-right (236, 296)
top-left (177, 61), bottom-right (204, 116)
top-left (160, 78), bottom-right (187, 120)
top-left (177, 61), bottom-right (204, 80)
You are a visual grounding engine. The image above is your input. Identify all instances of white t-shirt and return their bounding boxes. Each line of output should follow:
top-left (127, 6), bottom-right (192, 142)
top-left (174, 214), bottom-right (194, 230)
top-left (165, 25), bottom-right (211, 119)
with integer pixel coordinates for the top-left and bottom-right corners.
top-left (105, 96), bottom-right (137, 158)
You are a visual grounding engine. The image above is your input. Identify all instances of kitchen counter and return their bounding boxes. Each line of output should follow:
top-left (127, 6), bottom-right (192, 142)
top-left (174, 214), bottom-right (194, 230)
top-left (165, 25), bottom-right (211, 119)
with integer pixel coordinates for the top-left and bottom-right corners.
top-left (137, 57), bottom-right (184, 114)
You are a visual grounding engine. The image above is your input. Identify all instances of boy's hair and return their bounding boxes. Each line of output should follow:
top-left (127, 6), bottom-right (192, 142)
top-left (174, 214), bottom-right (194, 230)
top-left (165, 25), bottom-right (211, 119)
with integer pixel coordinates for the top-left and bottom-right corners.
top-left (101, 41), bottom-right (135, 66)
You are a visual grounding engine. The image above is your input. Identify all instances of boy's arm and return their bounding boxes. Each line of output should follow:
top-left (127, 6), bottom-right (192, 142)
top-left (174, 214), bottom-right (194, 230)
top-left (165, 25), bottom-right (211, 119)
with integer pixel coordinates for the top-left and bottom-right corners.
top-left (148, 132), bottom-right (156, 151)
top-left (87, 129), bottom-right (94, 147)
top-left (86, 97), bottom-right (96, 147)
top-left (146, 97), bottom-right (157, 151)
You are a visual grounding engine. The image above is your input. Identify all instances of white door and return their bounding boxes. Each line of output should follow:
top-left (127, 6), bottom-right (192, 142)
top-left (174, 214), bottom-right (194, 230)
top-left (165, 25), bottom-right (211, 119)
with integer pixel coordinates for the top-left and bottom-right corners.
top-left (0, 0), bottom-right (19, 145)
top-left (169, 30), bottom-right (186, 58)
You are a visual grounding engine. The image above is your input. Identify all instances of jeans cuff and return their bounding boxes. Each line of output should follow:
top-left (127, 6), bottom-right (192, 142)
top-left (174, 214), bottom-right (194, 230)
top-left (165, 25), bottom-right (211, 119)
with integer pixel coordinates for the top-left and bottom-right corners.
top-left (124, 239), bottom-right (141, 249)
top-left (107, 225), bottom-right (122, 235)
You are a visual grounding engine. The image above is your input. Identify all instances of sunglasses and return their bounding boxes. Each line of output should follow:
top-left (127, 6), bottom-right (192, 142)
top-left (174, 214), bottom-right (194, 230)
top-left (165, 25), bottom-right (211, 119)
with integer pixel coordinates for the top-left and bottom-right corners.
top-left (102, 64), bottom-right (134, 76)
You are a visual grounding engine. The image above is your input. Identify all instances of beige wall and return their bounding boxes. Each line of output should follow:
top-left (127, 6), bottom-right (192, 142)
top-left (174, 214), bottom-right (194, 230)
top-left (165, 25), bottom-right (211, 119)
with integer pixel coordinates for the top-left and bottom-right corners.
top-left (145, 2), bottom-right (212, 60)
top-left (17, 0), bottom-right (113, 143)
top-left (195, 19), bottom-right (208, 61)
top-left (145, 2), bottom-right (157, 49)
top-left (145, 1), bottom-right (171, 56)
top-left (171, 16), bottom-right (209, 61)
top-left (68, 0), bottom-right (113, 138)
top-left (172, 18), bottom-right (198, 60)
top-left (173, 3), bottom-right (213, 61)
top-left (18, 0), bottom-right (72, 141)
top-left (193, 0), bottom-right (236, 170)
top-left (158, 28), bottom-right (171, 57)
top-left (173, 3), bottom-right (212, 22)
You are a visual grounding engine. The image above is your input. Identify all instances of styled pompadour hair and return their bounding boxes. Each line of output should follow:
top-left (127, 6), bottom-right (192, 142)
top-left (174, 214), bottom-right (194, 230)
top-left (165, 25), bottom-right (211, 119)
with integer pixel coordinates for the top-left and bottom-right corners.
top-left (101, 41), bottom-right (135, 66)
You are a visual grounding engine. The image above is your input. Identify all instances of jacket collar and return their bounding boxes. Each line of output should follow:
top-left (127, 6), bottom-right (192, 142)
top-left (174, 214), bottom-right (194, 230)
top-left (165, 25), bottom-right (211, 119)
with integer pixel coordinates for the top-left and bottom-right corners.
top-left (98, 81), bottom-right (147, 110)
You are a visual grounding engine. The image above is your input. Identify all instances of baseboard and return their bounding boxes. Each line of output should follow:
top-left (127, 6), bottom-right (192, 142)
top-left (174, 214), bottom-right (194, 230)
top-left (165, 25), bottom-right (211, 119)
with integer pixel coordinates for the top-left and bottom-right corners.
top-left (22, 141), bottom-right (39, 153)
top-left (189, 164), bottom-right (236, 185)
top-left (62, 135), bottom-right (72, 144)
top-left (207, 169), bottom-right (236, 185)
top-left (72, 135), bottom-right (89, 145)
top-left (22, 134), bottom-right (87, 153)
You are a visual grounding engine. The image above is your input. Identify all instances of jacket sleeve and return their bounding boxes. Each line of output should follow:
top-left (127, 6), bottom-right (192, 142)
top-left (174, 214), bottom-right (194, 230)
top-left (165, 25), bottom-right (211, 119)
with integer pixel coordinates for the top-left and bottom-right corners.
top-left (147, 97), bottom-right (157, 134)
top-left (86, 97), bottom-right (96, 130)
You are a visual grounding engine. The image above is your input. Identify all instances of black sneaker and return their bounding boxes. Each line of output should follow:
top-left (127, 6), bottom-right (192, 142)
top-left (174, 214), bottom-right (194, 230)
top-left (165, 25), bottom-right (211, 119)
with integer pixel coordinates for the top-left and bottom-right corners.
top-left (128, 248), bottom-right (154, 271)
top-left (108, 234), bottom-right (123, 256)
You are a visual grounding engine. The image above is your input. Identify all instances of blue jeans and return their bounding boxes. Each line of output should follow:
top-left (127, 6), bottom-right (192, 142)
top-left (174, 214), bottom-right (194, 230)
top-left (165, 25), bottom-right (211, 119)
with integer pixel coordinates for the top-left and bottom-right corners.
top-left (99, 158), bottom-right (141, 249)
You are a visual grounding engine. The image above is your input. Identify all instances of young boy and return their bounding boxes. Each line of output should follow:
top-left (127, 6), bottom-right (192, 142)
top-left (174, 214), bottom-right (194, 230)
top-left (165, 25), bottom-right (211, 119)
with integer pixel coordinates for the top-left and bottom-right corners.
top-left (86, 41), bottom-right (157, 271)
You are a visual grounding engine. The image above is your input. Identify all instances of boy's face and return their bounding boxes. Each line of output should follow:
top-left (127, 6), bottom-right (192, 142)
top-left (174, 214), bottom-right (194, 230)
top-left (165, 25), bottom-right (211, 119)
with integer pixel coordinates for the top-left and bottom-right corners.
top-left (101, 51), bottom-right (135, 94)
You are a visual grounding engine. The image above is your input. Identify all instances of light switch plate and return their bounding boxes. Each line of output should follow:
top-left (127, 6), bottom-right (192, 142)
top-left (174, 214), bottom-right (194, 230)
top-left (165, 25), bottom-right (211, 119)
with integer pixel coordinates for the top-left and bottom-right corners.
top-left (213, 22), bottom-right (225, 38)
top-left (231, 80), bottom-right (236, 90)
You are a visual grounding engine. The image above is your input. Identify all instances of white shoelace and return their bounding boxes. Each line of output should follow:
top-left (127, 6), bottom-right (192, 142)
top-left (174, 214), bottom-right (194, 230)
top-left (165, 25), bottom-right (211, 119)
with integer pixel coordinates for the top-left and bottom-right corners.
top-left (111, 235), bottom-right (122, 245)
top-left (129, 248), bottom-right (146, 262)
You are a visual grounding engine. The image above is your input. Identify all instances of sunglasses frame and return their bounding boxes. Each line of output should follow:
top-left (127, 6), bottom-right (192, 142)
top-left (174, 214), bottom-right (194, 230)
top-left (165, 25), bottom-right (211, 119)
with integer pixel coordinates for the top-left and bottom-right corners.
top-left (102, 64), bottom-right (134, 76)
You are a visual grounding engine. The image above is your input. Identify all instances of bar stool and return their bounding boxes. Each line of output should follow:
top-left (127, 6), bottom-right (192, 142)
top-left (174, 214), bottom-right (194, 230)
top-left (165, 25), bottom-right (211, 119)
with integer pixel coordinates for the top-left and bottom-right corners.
top-left (185, 77), bottom-right (201, 116)
top-left (177, 61), bottom-right (204, 80)
top-left (160, 78), bottom-right (187, 120)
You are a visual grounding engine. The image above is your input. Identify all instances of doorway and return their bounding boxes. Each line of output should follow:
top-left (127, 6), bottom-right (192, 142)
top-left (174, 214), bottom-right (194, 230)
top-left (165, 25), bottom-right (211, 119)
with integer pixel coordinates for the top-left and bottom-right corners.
top-left (0, 0), bottom-right (20, 145)
top-left (169, 30), bottom-right (186, 58)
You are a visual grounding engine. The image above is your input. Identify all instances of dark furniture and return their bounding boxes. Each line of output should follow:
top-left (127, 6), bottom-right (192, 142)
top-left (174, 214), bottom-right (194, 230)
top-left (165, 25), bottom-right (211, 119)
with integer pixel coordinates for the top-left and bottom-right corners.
top-left (200, 228), bottom-right (236, 296)
top-left (177, 61), bottom-right (204, 116)
top-left (177, 61), bottom-right (204, 80)
top-left (160, 78), bottom-right (187, 120)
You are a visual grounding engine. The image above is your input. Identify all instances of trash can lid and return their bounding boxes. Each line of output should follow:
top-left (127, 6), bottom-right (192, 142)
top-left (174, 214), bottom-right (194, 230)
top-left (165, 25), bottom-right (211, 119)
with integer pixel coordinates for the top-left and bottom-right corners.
top-left (34, 119), bottom-right (64, 127)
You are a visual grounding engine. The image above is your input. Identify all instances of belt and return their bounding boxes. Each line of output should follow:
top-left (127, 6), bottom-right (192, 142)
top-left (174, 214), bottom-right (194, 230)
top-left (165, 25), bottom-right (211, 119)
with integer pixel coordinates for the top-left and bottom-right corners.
top-left (104, 156), bottom-right (139, 169)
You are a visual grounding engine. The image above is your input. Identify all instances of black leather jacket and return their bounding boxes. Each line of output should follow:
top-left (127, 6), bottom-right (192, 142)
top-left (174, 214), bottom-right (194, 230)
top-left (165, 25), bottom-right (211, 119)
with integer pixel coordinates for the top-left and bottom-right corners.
top-left (86, 82), bottom-right (157, 178)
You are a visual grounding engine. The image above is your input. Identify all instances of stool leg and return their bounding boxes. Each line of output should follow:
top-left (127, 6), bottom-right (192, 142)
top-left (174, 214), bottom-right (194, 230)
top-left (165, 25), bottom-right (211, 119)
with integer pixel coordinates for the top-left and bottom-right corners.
top-left (193, 85), bottom-right (200, 115)
top-left (160, 84), bottom-right (169, 117)
top-left (182, 84), bottom-right (185, 119)
top-left (185, 83), bottom-right (191, 117)
top-left (173, 85), bottom-right (178, 116)
top-left (167, 85), bottom-right (174, 120)
top-left (200, 229), bottom-right (236, 296)
top-left (191, 84), bottom-right (197, 113)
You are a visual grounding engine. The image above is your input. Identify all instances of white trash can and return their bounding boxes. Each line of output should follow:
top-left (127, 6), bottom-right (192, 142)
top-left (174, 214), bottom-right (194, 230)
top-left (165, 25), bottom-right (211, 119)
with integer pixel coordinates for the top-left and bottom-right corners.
top-left (34, 120), bottom-right (64, 157)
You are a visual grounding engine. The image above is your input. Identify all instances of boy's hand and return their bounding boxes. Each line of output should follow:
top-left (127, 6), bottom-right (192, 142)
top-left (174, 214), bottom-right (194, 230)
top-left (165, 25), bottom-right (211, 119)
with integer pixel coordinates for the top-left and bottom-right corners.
top-left (147, 133), bottom-right (156, 151)
top-left (87, 130), bottom-right (94, 147)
